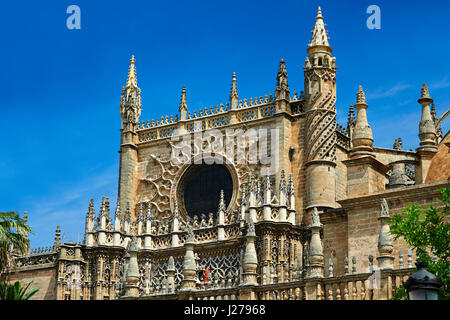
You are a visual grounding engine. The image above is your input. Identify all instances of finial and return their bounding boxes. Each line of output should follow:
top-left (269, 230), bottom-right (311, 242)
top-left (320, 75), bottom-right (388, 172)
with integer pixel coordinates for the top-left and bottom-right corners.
top-left (356, 85), bottom-right (366, 104)
top-left (309, 6), bottom-right (330, 47)
top-left (316, 6), bottom-right (323, 19)
top-left (246, 217), bottom-right (256, 236)
top-left (311, 207), bottom-right (321, 227)
top-left (88, 198), bottom-right (95, 216)
top-left (393, 138), bottom-right (403, 150)
top-left (128, 236), bottom-right (138, 252)
top-left (179, 85), bottom-right (188, 111)
top-left (168, 256), bottom-right (175, 270)
top-left (420, 83), bottom-right (430, 99)
top-left (218, 190), bottom-right (226, 212)
top-left (288, 174), bottom-right (294, 196)
top-left (230, 72), bottom-right (239, 102)
top-left (379, 198), bottom-right (390, 218)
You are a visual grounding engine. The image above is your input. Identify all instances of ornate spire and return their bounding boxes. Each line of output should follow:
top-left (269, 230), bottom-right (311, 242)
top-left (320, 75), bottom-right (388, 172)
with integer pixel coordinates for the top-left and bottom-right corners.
top-left (230, 72), bottom-right (239, 109)
top-left (356, 85), bottom-right (366, 104)
top-left (393, 138), bottom-right (403, 150)
top-left (420, 83), bottom-right (430, 99)
top-left (417, 83), bottom-right (437, 152)
top-left (279, 170), bottom-right (287, 194)
top-left (54, 225), bottom-right (61, 248)
top-left (347, 105), bottom-right (355, 129)
top-left (179, 85), bottom-right (187, 112)
top-left (288, 174), bottom-right (294, 196)
top-left (308, 6), bottom-right (330, 48)
top-left (275, 59), bottom-right (290, 102)
top-left (351, 85), bottom-right (374, 157)
top-left (88, 198), bottom-right (95, 218)
top-left (380, 198), bottom-right (390, 218)
top-left (126, 55), bottom-right (137, 89)
top-left (120, 55), bottom-right (142, 127)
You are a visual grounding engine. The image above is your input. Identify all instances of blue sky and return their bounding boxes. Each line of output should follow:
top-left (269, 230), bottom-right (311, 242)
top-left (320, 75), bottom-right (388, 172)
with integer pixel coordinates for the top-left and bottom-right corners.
top-left (1, 0), bottom-right (449, 249)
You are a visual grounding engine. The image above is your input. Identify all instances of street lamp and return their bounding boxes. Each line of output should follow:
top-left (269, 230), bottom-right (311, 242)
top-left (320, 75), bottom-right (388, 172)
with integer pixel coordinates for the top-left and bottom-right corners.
top-left (404, 261), bottom-right (442, 300)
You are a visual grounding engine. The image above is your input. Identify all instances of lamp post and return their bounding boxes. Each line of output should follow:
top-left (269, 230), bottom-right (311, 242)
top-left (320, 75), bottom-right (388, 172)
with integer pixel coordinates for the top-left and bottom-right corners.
top-left (404, 261), bottom-right (442, 300)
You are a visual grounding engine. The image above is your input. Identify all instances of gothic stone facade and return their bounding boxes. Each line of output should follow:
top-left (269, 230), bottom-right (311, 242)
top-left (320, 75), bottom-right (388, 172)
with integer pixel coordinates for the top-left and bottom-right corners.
top-left (6, 7), bottom-right (450, 300)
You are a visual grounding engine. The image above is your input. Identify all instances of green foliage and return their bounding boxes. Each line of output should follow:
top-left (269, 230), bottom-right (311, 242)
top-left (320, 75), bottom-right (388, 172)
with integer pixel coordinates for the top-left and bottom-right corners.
top-left (390, 286), bottom-right (408, 300)
top-left (388, 186), bottom-right (450, 300)
top-left (0, 211), bottom-right (32, 272)
top-left (0, 280), bottom-right (38, 300)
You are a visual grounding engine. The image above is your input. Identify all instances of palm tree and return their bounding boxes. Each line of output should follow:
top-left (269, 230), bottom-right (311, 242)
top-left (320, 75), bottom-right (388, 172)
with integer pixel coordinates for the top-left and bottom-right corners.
top-left (0, 280), bottom-right (38, 300)
top-left (0, 211), bottom-right (32, 272)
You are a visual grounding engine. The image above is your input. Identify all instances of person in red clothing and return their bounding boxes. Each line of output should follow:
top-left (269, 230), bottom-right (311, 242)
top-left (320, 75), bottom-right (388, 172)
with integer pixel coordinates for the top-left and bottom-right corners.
top-left (204, 268), bottom-right (211, 283)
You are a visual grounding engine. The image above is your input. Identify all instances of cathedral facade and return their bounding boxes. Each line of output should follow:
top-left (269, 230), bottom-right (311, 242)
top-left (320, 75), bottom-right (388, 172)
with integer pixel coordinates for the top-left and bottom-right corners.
top-left (5, 7), bottom-right (449, 300)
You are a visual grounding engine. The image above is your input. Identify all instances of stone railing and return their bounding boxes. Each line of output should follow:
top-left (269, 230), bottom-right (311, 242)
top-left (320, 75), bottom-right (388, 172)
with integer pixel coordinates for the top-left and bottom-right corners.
top-left (136, 92), bottom-right (306, 143)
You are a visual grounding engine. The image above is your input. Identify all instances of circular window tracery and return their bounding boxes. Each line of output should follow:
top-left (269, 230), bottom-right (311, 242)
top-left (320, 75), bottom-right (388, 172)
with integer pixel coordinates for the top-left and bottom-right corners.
top-left (177, 164), bottom-right (233, 219)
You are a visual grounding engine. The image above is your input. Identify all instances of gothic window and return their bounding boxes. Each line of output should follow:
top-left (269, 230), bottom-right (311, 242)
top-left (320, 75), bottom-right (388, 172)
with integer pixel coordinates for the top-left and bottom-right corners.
top-left (178, 164), bottom-right (233, 219)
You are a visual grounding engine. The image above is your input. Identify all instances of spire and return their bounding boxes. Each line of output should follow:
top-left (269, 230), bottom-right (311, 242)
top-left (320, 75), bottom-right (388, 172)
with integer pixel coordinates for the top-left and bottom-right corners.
top-left (356, 85), bottom-right (366, 104)
top-left (347, 105), bottom-right (355, 129)
top-left (54, 225), bottom-right (61, 248)
top-left (393, 138), bottom-right (403, 150)
top-left (229, 72), bottom-right (239, 110)
top-left (420, 83), bottom-right (430, 99)
top-left (351, 85), bottom-right (374, 157)
top-left (179, 85), bottom-right (187, 112)
top-left (88, 198), bottom-right (95, 218)
top-left (126, 55), bottom-right (137, 89)
top-left (417, 83), bottom-right (437, 152)
top-left (309, 6), bottom-right (330, 48)
top-left (275, 59), bottom-right (290, 102)
top-left (120, 55), bottom-right (142, 127)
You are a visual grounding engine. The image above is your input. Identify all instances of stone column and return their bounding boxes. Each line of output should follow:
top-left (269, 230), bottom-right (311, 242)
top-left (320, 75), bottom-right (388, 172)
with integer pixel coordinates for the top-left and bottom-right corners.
top-left (171, 201), bottom-right (180, 247)
top-left (167, 256), bottom-right (176, 294)
top-left (415, 83), bottom-right (438, 184)
top-left (376, 199), bottom-right (394, 270)
top-left (144, 206), bottom-right (152, 249)
top-left (123, 236), bottom-right (140, 298)
top-left (279, 172), bottom-right (287, 222)
top-left (306, 208), bottom-right (324, 278)
top-left (263, 175), bottom-right (272, 221)
top-left (113, 201), bottom-right (122, 246)
top-left (217, 190), bottom-right (225, 241)
top-left (248, 182), bottom-right (257, 222)
top-left (242, 219), bottom-right (258, 285)
top-left (180, 226), bottom-right (197, 291)
top-left (288, 174), bottom-right (296, 225)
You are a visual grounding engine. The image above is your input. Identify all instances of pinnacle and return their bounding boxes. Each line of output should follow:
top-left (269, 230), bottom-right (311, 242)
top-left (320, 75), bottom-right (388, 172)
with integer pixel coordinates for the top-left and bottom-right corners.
top-left (309, 6), bottom-right (330, 47)
top-left (230, 72), bottom-right (239, 101)
top-left (316, 6), bottom-right (323, 19)
top-left (125, 55), bottom-right (138, 89)
top-left (356, 85), bottom-right (366, 104)
top-left (179, 85), bottom-right (188, 111)
top-left (420, 82), bottom-right (430, 98)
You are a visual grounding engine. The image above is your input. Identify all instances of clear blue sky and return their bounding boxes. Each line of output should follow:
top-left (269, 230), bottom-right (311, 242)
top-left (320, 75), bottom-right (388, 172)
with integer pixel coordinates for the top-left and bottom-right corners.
top-left (1, 0), bottom-right (449, 249)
